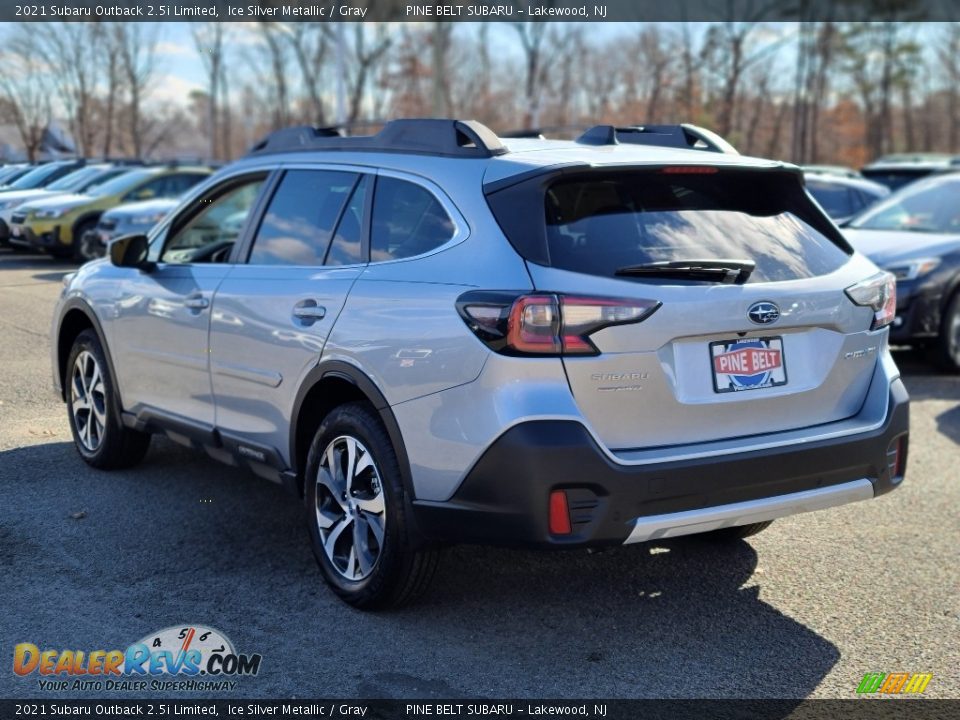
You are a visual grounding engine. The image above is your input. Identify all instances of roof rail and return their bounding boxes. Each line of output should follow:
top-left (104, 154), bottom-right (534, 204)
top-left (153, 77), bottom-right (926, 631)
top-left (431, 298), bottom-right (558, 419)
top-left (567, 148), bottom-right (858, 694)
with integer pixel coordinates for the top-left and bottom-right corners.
top-left (576, 124), bottom-right (738, 155)
top-left (247, 119), bottom-right (507, 159)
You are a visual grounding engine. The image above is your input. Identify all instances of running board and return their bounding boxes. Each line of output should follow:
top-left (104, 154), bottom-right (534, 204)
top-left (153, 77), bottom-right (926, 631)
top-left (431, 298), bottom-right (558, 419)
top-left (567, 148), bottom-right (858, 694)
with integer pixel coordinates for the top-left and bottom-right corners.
top-left (624, 479), bottom-right (874, 544)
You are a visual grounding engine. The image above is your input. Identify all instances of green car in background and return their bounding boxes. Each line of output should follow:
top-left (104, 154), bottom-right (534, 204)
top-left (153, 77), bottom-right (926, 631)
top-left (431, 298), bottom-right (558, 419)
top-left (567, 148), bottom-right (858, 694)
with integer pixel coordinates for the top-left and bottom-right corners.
top-left (10, 165), bottom-right (212, 260)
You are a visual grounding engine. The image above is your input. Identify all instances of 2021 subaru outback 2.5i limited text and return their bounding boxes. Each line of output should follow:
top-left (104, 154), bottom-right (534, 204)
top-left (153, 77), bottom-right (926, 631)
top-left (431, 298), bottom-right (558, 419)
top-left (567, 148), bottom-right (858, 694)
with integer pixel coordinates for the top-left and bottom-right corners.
top-left (52, 120), bottom-right (910, 608)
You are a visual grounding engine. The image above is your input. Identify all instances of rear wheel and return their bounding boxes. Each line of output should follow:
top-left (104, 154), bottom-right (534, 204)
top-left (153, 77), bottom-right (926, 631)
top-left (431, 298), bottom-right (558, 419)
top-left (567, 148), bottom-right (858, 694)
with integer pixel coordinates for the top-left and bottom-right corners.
top-left (66, 330), bottom-right (151, 469)
top-left (931, 292), bottom-right (960, 373)
top-left (304, 402), bottom-right (440, 609)
top-left (705, 521), bottom-right (773, 541)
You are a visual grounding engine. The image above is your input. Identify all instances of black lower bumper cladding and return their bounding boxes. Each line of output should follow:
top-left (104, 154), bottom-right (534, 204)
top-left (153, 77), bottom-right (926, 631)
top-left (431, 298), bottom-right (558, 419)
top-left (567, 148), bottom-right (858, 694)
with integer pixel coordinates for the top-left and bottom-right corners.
top-left (414, 379), bottom-right (909, 548)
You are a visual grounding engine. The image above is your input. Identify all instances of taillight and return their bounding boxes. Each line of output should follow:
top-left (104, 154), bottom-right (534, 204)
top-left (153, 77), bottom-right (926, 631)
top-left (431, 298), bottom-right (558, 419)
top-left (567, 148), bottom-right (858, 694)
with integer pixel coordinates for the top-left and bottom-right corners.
top-left (457, 291), bottom-right (660, 356)
top-left (845, 272), bottom-right (896, 330)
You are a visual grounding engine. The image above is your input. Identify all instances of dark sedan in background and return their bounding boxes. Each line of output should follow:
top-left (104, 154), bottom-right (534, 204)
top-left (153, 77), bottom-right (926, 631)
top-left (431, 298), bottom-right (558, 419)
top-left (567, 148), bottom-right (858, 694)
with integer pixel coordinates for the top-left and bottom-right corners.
top-left (843, 173), bottom-right (960, 372)
top-left (804, 171), bottom-right (889, 224)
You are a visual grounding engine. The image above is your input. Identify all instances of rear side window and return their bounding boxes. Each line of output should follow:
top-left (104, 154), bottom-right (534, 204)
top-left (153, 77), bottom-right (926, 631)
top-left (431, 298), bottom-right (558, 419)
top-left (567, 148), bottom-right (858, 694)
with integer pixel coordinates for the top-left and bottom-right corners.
top-left (370, 177), bottom-right (454, 262)
top-left (249, 170), bottom-right (358, 266)
top-left (540, 172), bottom-right (850, 283)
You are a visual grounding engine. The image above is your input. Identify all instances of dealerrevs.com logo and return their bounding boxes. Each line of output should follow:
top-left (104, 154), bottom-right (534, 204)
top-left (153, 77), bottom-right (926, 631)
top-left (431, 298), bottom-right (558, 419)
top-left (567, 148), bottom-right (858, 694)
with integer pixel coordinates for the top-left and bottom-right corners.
top-left (13, 625), bottom-right (262, 692)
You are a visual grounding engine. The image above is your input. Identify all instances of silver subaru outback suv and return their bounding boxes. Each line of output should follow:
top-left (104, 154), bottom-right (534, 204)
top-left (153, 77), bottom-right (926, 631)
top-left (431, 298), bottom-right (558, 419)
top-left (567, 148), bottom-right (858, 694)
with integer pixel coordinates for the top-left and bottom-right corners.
top-left (51, 120), bottom-right (910, 608)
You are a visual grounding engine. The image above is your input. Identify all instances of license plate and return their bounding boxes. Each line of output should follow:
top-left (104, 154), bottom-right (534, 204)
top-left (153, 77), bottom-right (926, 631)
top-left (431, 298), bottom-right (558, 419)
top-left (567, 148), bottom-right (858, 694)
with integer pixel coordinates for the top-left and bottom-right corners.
top-left (11, 226), bottom-right (20, 237)
top-left (710, 336), bottom-right (787, 393)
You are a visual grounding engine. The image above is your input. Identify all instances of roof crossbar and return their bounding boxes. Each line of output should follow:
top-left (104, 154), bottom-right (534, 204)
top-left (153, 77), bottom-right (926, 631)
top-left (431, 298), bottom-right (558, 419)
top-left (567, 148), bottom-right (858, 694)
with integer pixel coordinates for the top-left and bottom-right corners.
top-left (247, 119), bottom-right (507, 158)
top-left (576, 124), bottom-right (739, 155)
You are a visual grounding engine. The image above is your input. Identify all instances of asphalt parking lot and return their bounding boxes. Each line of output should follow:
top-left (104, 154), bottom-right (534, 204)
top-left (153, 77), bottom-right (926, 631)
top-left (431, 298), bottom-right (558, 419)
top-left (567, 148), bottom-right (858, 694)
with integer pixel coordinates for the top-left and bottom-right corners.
top-left (0, 247), bottom-right (957, 701)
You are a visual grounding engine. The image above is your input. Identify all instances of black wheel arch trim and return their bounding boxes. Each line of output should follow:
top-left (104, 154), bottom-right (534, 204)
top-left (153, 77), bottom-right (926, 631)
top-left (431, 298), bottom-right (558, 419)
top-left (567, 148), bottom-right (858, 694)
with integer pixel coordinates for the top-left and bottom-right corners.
top-left (56, 297), bottom-right (124, 413)
top-left (290, 360), bottom-right (415, 500)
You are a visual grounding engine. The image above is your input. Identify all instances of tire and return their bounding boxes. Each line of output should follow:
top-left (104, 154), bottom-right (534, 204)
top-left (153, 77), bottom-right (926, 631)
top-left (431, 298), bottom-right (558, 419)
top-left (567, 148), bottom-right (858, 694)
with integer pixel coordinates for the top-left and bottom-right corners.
top-left (65, 329), bottom-right (151, 469)
top-left (706, 521), bottom-right (773, 541)
top-left (304, 401), bottom-right (440, 609)
top-left (931, 291), bottom-right (960, 373)
top-left (71, 220), bottom-right (98, 262)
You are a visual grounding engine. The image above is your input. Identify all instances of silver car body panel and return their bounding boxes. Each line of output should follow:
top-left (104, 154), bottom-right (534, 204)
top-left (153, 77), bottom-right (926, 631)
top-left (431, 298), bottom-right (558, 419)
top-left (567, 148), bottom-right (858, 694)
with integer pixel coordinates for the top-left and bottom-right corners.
top-left (51, 138), bottom-right (902, 528)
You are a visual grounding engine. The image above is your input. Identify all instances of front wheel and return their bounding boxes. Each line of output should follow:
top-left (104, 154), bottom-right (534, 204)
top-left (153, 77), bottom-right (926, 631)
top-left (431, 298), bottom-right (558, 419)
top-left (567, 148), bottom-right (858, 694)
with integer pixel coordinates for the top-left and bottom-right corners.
top-left (66, 329), bottom-right (151, 469)
top-left (304, 402), bottom-right (440, 609)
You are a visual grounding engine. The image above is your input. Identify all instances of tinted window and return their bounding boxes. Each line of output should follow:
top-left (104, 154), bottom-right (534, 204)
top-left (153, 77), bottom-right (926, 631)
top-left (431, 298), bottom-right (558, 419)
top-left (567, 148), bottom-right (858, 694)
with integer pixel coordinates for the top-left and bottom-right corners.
top-left (46, 166), bottom-right (104, 191)
top-left (249, 170), bottom-right (357, 266)
top-left (89, 169), bottom-right (156, 197)
top-left (370, 177), bottom-right (454, 262)
top-left (166, 172), bottom-right (208, 195)
top-left (161, 178), bottom-right (264, 264)
top-left (850, 177), bottom-right (960, 233)
top-left (326, 175), bottom-right (369, 266)
top-left (806, 180), bottom-right (853, 219)
top-left (9, 163), bottom-right (71, 189)
top-left (542, 172), bottom-right (849, 283)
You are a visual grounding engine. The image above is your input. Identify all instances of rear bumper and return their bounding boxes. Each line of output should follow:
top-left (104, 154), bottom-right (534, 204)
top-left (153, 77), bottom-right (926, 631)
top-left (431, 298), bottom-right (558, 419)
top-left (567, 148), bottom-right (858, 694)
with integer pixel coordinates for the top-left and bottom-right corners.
top-left (412, 378), bottom-right (909, 548)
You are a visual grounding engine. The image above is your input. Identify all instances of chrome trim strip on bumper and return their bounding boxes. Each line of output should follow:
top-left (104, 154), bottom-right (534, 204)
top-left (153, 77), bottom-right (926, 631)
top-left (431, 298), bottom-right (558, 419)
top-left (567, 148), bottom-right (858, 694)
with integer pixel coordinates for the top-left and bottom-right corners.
top-left (624, 478), bottom-right (875, 544)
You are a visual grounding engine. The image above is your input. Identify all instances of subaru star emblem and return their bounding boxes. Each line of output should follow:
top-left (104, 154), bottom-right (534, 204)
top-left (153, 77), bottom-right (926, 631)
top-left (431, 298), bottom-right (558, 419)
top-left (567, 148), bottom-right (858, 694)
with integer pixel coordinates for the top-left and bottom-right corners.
top-left (748, 301), bottom-right (780, 325)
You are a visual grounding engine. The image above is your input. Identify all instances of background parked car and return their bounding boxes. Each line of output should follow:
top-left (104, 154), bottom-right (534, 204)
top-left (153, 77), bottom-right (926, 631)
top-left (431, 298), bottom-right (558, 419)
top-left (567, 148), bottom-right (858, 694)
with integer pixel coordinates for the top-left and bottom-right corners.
top-left (0, 164), bottom-right (33, 187)
top-left (860, 153), bottom-right (957, 190)
top-left (0, 159), bottom-right (88, 194)
top-left (9, 165), bottom-right (212, 260)
top-left (802, 164), bottom-right (863, 179)
top-left (805, 172), bottom-right (889, 224)
top-left (843, 173), bottom-right (960, 371)
top-left (0, 164), bottom-right (139, 247)
top-left (79, 196), bottom-right (180, 259)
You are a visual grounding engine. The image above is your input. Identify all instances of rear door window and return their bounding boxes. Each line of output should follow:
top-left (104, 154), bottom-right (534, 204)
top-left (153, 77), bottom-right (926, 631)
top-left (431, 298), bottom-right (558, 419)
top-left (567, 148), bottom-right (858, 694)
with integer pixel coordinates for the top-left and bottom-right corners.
top-left (248, 169), bottom-right (358, 266)
top-left (542, 172), bottom-right (850, 283)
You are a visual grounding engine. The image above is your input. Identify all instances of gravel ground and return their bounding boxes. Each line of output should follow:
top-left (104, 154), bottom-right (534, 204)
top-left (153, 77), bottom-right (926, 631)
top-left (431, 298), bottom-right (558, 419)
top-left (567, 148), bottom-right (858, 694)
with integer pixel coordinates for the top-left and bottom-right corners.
top-left (0, 248), bottom-right (957, 700)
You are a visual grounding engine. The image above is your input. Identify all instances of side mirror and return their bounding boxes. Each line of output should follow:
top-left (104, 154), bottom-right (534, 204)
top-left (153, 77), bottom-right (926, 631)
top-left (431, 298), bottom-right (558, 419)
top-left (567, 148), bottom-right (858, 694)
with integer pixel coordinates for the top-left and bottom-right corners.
top-left (109, 234), bottom-right (154, 271)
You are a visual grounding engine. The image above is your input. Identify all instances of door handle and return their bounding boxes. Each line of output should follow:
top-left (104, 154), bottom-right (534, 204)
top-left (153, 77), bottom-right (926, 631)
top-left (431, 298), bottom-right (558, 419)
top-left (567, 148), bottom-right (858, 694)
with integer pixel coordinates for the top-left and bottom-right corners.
top-left (292, 301), bottom-right (326, 322)
top-left (184, 294), bottom-right (209, 310)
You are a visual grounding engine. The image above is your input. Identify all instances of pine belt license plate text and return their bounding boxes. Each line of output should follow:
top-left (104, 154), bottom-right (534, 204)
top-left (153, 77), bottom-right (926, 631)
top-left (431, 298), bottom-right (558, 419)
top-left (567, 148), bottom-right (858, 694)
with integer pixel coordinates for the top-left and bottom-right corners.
top-left (710, 336), bottom-right (787, 393)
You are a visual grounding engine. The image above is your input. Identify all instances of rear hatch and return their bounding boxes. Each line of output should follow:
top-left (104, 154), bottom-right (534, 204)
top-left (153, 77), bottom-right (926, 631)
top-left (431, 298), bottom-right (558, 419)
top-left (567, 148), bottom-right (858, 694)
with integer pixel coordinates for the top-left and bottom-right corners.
top-left (486, 165), bottom-right (885, 451)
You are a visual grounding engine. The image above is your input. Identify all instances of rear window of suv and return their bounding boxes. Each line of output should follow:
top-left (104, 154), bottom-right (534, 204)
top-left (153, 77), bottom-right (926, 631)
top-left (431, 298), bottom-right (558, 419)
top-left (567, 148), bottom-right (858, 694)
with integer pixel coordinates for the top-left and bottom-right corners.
top-left (527, 170), bottom-right (850, 284)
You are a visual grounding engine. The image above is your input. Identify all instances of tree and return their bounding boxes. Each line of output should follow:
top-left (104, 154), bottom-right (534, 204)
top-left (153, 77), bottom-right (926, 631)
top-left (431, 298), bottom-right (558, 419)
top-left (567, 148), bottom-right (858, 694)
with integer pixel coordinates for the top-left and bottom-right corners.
top-left (192, 23), bottom-right (233, 160)
top-left (114, 23), bottom-right (160, 157)
top-left (0, 35), bottom-right (52, 161)
top-left (32, 22), bottom-right (99, 156)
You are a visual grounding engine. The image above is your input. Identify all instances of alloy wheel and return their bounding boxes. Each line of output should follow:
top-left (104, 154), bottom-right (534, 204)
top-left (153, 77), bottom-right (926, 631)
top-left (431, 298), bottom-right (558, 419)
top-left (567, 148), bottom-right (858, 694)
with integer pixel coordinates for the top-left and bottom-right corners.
top-left (71, 350), bottom-right (107, 452)
top-left (314, 435), bottom-right (386, 581)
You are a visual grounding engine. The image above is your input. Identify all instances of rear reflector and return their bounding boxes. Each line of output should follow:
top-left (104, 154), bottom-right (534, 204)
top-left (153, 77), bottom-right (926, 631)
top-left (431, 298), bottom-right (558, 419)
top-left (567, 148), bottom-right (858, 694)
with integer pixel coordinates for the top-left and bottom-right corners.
top-left (887, 435), bottom-right (908, 479)
top-left (549, 490), bottom-right (572, 535)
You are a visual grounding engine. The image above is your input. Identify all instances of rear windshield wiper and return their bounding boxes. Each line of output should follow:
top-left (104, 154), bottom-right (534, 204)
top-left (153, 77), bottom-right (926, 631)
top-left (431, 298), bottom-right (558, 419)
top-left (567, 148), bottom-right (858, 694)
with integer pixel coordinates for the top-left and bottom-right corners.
top-left (615, 258), bottom-right (756, 284)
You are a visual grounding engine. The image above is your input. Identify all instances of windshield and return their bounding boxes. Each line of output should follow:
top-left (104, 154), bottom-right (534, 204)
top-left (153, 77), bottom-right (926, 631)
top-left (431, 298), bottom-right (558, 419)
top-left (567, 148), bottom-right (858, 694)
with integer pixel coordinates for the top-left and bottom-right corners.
top-left (9, 163), bottom-right (71, 189)
top-left (87, 168), bottom-right (156, 197)
top-left (849, 177), bottom-right (960, 233)
top-left (0, 166), bottom-right (28, 184)
top-left (46, 166), bottom-right (106, 192)
top-left (539, 172), bottom-right (849, 283)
